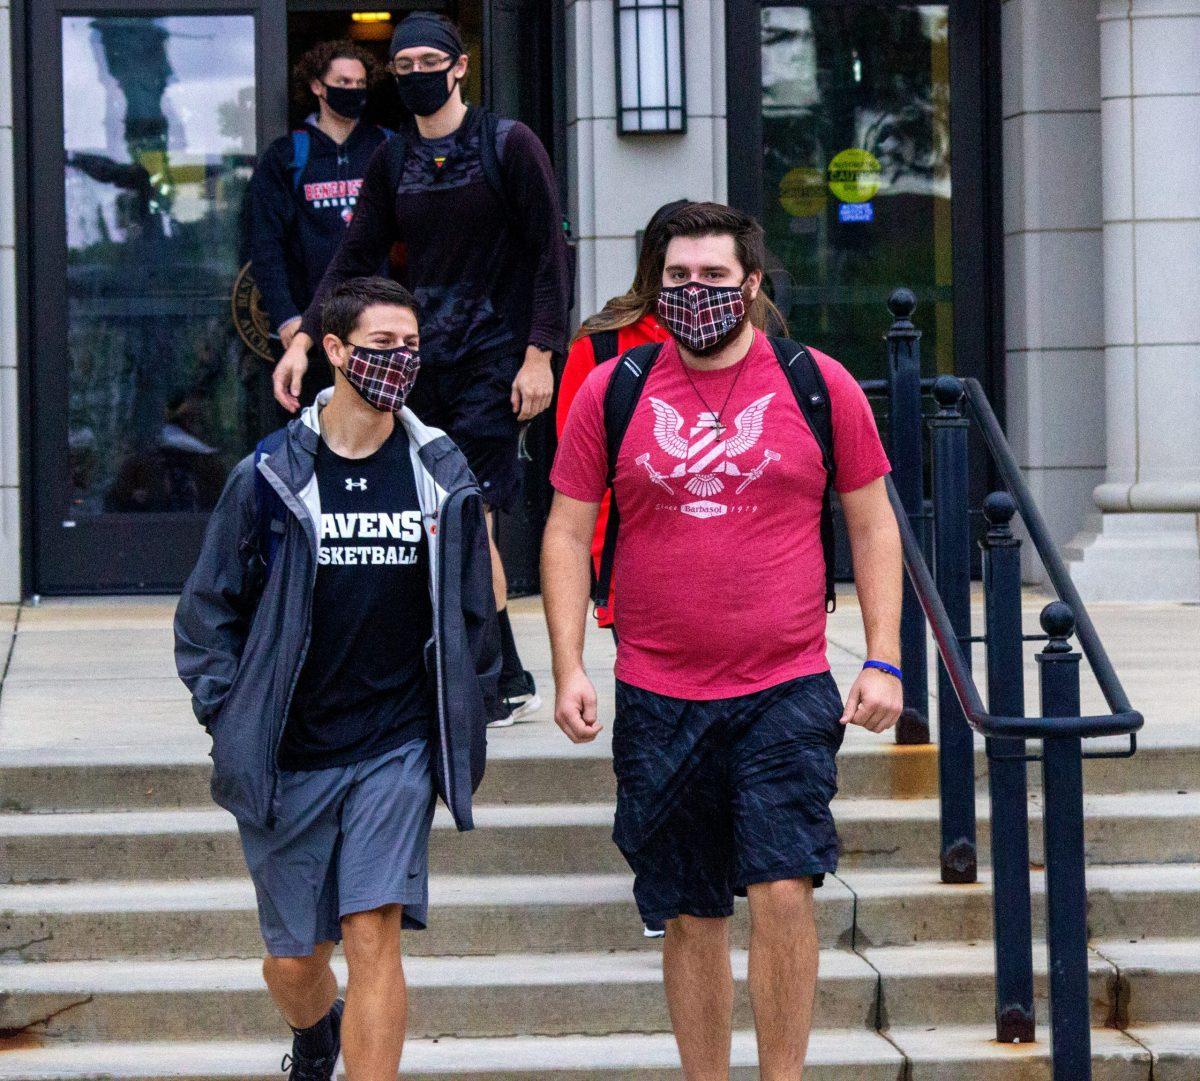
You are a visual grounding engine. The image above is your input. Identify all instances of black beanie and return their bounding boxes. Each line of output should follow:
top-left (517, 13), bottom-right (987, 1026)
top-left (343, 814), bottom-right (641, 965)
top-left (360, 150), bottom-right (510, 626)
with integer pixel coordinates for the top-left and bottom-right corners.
top-left (389, 12), bottom-right (463, 61)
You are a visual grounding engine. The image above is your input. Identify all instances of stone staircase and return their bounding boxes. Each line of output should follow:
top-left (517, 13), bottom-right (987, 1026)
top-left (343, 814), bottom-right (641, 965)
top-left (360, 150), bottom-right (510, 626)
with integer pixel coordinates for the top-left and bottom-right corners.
top-left (1, 599), bottom-right (1199, 1078)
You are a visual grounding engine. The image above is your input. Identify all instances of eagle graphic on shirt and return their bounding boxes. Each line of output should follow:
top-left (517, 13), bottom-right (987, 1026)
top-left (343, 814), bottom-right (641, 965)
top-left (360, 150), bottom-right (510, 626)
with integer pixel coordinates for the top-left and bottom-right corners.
top-left (647, 393), bottom-right (777, 497)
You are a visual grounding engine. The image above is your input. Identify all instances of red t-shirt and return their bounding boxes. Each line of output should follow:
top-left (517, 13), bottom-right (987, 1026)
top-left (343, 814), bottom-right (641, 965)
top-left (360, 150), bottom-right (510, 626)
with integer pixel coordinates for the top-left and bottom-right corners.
top-left (551, 330), bottom-right (891, 700)
top-left (556, 314), bottom-right (671, 626)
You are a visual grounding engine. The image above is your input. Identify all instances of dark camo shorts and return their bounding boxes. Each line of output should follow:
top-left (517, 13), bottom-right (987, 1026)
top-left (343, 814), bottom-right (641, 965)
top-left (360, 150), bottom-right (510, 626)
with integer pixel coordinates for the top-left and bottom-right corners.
top-left (612, 672), bottom-right (846, 924)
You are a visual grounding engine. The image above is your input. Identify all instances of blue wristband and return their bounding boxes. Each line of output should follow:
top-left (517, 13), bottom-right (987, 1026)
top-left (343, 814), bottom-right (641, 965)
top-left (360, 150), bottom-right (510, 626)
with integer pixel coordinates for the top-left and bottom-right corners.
top-left (863, 659), bottom-right (902, 681)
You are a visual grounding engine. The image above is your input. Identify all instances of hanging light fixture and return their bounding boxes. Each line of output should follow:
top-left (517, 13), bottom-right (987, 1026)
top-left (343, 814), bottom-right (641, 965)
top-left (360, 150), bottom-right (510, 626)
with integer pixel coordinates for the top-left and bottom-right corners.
top-left (614, 0), bottom-right (686, 134)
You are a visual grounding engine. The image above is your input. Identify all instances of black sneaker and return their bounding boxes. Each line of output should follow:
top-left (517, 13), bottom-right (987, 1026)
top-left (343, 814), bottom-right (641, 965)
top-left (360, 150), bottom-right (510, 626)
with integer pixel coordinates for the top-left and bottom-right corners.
top-left (494, 669), bottom-right (541, 725)
top-left (281, 998), bottom-right (344, 1081)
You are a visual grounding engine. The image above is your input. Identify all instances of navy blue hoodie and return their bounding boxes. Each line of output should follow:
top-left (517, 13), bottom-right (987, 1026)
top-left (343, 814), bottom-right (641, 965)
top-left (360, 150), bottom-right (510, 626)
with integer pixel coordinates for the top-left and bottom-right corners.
top-left (246, 118), bottom-right (389, 334)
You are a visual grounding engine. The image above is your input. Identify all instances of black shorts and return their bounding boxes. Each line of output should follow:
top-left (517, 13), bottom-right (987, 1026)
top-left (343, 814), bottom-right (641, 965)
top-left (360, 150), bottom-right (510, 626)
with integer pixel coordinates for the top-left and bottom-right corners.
top-left (408, 355), bottom-right (521, 513)
top-left (612, 672), bottom-right (846, 925)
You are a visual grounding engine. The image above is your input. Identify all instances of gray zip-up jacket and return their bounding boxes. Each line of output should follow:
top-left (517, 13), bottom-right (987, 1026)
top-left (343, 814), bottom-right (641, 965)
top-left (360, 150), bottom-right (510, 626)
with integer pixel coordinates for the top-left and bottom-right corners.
top-left (174, 392), bottom-right (500, 831)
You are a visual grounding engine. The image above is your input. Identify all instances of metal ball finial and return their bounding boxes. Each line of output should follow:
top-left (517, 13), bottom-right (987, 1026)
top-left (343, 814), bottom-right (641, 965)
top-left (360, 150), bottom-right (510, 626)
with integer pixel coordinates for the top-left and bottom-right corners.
top-left (1040, 601), bottom-right (1076, 641)
top-left (983, 491), bottom-right (1017, 526)
top-left (933, 374), bottom-right (964, 409)
top-left (888, 287), bottom-right (917, 319)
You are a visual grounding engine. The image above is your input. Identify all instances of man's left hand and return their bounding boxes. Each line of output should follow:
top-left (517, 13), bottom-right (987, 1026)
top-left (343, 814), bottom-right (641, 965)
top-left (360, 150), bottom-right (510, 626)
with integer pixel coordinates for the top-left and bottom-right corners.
top-left (839, 667), bottom-right (903, 733)
top-left (511, 345), bottom-right (554, 422)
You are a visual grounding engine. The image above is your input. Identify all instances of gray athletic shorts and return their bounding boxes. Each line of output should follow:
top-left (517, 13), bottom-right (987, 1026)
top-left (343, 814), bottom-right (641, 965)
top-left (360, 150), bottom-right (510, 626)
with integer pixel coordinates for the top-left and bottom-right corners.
top-left (237, 738), bottom-right (436, 957)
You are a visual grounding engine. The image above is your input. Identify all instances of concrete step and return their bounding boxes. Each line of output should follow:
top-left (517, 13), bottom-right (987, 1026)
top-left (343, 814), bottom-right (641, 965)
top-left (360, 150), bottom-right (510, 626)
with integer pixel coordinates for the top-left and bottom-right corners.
top-left (0, 755), bottom-right (618, 814)
top-left (4, 791), bottom-right (1200, 884)
top-left (4, 865), bottom-right (1199, 963)
top-left (887, 1025), bottom-right (1152, 1080)
top-left (0, 949), bottom-right (875, 1041)
top-left (1094, 939), bottom-right (1200, 1026)
top-left (0, 1026), bottom-right (1169, 1080)
top-left (3, 738), bottom-right (1195, 812)
top-left (0, 874), bottom-right (851, 962)
top-left (845, 864), bottom-right (1200, 948)
top-left (0, 1029), bottom-right (906, 1080)
top-left (0, 942), bottom-right (1134, 1043)
top-left (1123, 1024), bottom-right (1200, 1081)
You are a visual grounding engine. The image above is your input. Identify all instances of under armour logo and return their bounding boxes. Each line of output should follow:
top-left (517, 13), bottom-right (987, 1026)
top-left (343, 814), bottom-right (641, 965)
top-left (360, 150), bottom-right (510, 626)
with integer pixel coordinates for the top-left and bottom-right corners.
top-left (345, 478), bottom-right (368, 492)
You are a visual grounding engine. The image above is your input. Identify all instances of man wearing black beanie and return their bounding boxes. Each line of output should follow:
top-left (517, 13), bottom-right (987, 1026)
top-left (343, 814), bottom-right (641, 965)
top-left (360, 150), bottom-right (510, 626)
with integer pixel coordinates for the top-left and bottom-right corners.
top-left (274, 11), bottom-right (569, 726)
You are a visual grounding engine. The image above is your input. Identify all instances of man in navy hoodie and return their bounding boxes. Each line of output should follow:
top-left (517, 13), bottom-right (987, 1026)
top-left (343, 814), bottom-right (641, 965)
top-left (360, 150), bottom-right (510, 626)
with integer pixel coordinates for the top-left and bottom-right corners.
top-left (247, 40), bottom-right (390, 410)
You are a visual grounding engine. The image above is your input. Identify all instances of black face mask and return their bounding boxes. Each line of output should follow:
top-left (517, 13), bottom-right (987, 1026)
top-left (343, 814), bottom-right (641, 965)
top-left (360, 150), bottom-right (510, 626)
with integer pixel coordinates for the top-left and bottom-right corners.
top-left (394, 68), bottom-right (456, 117)
top-left (321, 83), bottom-right (369, 120)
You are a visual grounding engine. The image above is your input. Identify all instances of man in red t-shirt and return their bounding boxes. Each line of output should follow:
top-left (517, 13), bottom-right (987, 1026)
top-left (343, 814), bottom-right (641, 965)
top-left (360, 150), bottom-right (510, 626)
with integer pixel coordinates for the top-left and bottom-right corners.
top-left (543, 203), bottom-right (903, 1079)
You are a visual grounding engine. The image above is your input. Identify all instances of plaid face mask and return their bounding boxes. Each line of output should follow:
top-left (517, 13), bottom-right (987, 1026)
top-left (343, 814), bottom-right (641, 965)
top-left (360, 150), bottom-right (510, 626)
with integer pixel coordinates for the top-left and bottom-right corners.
top-left (656, 281), bottom-right (747, 353)
top-left (342, 343), bottom-right (422, 413)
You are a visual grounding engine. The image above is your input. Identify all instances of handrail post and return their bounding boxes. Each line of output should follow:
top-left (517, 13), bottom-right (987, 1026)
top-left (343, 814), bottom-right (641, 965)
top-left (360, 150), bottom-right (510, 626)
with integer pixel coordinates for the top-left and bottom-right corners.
top-left (981, 492), bottom-right (1035, 1043)
top-left (929, 375), bottom-right (976, 883)
top-left (885, 287), bottom-right (930, 745)
top-left (1037, 602), bottom-right (1092, 1081)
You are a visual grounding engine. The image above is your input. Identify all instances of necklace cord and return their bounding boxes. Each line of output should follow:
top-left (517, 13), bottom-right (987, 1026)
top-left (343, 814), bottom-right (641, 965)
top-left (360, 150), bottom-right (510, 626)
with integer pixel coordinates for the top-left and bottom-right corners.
top-left (681, 351), bottom-right (749, 433)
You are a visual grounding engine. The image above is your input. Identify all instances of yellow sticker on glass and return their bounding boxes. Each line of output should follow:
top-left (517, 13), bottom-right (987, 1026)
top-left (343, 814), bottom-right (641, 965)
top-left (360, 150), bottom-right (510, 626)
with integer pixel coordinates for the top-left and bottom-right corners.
top-left (827, 149), bottom-right (882, 203)
top-left (779, 167), bottom-right (827, 217)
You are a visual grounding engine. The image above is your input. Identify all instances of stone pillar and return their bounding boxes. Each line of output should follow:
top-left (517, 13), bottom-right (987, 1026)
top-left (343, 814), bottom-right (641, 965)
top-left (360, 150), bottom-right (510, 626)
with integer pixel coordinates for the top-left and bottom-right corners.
top-left (1000, 0), bottom-right (1106, 586)
top-left (0, 0), bottom-right (20, 601)
top-left (565, 0), bottom-right (726, 320)
top-left (1066, 0), bottom-right (1200, 601)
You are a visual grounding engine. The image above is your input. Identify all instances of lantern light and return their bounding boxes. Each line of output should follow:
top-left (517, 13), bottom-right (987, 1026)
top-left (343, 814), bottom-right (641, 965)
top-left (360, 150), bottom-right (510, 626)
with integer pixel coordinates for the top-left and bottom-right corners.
top-left (614, 0), bottom-right (686, 134)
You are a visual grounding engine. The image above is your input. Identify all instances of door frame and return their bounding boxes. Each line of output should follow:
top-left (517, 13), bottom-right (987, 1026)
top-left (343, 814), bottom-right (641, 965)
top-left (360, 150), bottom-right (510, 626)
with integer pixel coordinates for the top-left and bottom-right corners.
top-left (21, 0), bottom-right (286, 593)
top-left (724, 0), bottom-right (1005, 412)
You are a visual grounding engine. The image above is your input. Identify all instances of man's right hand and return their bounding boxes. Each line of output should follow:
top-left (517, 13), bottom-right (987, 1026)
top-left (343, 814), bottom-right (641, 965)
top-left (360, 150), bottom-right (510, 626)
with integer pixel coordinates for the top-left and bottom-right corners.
top-left (278, 316), bottom-right (302, 350)
top-left (273, 335), bottom-right (312, 413)
top-left (553, 667), bottom-right (602, 743)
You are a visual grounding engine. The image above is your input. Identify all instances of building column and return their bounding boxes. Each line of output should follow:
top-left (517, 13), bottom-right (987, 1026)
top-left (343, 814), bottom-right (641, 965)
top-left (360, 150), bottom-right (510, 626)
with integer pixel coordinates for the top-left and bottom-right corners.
top-left (1000, 0), bottom-right (1106, 587)
top-left (0, 0), bottom-right (20, 601)
top-left (564, 0), bottom-right (727, 321)
top-left (1066, 0), bottom-right (1200, 601)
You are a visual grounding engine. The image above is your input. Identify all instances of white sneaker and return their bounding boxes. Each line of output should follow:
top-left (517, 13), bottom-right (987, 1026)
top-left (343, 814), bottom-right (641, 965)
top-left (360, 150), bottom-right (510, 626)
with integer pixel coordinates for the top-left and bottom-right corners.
top-left (499, 670), bottom-right (542, 723)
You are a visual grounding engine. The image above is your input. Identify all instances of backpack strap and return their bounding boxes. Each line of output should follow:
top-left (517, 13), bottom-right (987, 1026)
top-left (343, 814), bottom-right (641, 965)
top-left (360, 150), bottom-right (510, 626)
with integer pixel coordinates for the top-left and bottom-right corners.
top-left (593, 342), bottom-right (665, 607)
top-left (253, 429), bottom-right (290, 573)
top-left (479, 109), bottom-right (507, 205)
top-left (382, 129), bottom-right (412, 195)
top-left (288, 130), bottom-right (311, 192)
top-left (588, 329), bottom-right (621, 366)
top-left (769, 338), bottom-right (839, 612)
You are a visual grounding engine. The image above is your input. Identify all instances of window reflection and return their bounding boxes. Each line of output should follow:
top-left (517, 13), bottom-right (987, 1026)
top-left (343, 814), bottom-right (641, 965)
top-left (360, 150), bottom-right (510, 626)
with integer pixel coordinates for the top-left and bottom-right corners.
top-left (62, 16), bottom-right (256, 515)
top-left (760, 5), bottom-right (952, 381)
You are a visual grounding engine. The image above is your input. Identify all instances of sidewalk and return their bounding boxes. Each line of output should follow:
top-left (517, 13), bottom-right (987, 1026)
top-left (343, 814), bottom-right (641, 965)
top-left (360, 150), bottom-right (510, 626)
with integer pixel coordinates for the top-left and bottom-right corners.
top-left (0, 588), bottom-right (1195, 770)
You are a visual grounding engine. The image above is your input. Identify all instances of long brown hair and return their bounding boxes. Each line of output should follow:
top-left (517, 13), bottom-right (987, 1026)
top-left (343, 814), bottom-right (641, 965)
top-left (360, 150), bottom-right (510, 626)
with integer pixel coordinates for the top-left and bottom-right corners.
top-left (576, 200), bottom-right (788, 342)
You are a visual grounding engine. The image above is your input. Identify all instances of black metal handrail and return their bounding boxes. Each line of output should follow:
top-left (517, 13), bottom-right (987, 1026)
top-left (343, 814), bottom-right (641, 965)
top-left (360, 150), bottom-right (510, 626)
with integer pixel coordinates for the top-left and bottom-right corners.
top-left (884, 471), bottom-right (1143, 741)
top-left (876, 288), bottom-right (1143, 1080)
top-left (960, 377), bottom-right (1138, 723)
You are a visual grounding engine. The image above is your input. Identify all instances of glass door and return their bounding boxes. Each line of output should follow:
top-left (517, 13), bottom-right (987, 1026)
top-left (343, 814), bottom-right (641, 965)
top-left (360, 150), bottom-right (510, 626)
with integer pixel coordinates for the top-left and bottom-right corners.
top-left (28, 3), bottom-right (285, 592)
top-left (726, 0), bottom-right (1002, 576)
top-left (759, 4), bottom-right (951, 379)
top-left (727, 0), bottom-right (1001, 389)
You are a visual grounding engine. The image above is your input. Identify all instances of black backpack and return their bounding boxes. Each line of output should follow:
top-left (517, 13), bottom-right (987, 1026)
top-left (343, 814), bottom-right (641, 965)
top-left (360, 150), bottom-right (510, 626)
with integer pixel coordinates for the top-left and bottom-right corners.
top-left (594, 337), bottom-right (839, 614)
